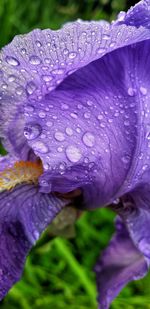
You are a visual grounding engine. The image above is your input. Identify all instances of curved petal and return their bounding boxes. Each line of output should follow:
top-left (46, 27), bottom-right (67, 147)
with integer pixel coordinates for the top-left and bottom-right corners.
top-left (1, 19), bottom-right (150, 156)
top-left (95, 217), bottom-right (148, 309)
top-left (113, 187), bottom-right (150, 259)
top-left (23, 40), bottom-right (150, 209)
top-left (0, 183), bottom-right (67, 299)
top-left (0, 97), bottom-right (37, 160)
top-left (116, 0), bottom-right (150, 29)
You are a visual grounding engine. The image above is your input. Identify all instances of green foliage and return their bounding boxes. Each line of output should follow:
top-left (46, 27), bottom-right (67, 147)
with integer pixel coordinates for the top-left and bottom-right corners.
top-left (1, 0), bottom-right (150, 308)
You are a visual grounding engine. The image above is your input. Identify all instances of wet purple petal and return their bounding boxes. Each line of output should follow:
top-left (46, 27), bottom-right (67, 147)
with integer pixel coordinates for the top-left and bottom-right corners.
top-left (113, 188), bottom-right (150, 259)
top-left (0, 183), bottom-right (66, 299)
top-left (116, 0), bottom-right (150, 29)
top-left (1, 20), bottom-right (150, 158)
top-left (23, 41), bottom-right (150, 209)
top-left (95, 217), bottom-right (148, 309)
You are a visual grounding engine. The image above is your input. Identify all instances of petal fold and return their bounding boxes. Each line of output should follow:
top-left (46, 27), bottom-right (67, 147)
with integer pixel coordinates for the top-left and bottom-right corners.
top-left (95, 217), bottom-right (148, 309)
top-left (0, 183), bottom-right (66, 299)
top-left (114, 189), bottom-right (150, 259)
top-left (116, 0), bottom-right (150, 29)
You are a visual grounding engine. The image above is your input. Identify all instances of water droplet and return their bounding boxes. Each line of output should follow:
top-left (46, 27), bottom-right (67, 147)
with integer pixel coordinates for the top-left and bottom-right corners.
top-left (54, 131), bottom-right (65, 141)
top-left (36, 40), bottom-right (42, 47)
top-left (57, 147), bottom-right (63, 152)
top-left (29, 55), bottom-right (41, 65)
top-left (124, 120), bottom-right (130, 126)
top-left (6, 56), bottom-right (20, 66)
top-left (100, 122), bottom-right (106, 128)
top-left (24, 123), bottom-right (42, 140)
top-left (76, 127), bottom-right (81, 133)
top-left (86, 100), bottom-right (93, 106)
top-left (121, 155), bottom-right (130, 164)
top-left (97, 47), bottom-right (105, 54)
top-left (146, 125), bottom-right (150, 140)
top-left (127, 87), bottom-right (135, 96)
top-left (61, 103), bottom-right (69, 110)
top-left (66, 145), bottom-right (81, 163)
top-left (21, 48), bottom-right (26, 54)
top-left (52, 68), bottom-right (64, 75)
top-left (42, 75), bottom-right (53, 82)
top-left (26, 81), bottom-right (37, 94)
top-left (68, 52), bottom-right (77, 59)
top-left (65, 127), bottom-right (73, 136)
top-left (77, 104), bottom-right (82, 109)
top-left (46, 121), bottom-right (53, 127)
top-left (32, 141), bottom-right (48, 153)
top-left (117, 11), bottom-right (126, 21)
top-left (97, 114), bottom-right (103, 120)
top-left (59, 163), bottom-right (66, 170)
top-left (70, 112), bottom-right (78, 119)
top-left (39, 111), bottom-right (46, 118)
top-left (33, 230), bottom-right (40, 240)
top-left (109, 42), bottom-right (115, 48)
top-left (8, 75), bottom-right (16, 82)
top-left (83, 132), bottom-right (95, 147)
top-left (103, 34), bottom-right (110, 40)
top-left (84, 112), bottom-right (91, 119)
top-left (45, 58), bottom-right (51, 64)
top-left (15, 86), bottom-right (24, 95)
top-left (140, 86), bottom-right (147, 95)
top-left (63, 48), bottom-right (69, 55)
top-left (84, 157), bottom-right (89, 163)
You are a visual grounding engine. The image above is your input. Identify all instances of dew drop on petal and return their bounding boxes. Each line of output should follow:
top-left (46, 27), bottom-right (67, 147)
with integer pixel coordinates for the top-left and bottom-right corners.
top-left (63, 48), bottom-right (69, 55)
top-left (32, 141), bottom-right (48, 153)
top-left (29, 55), bottom-right (41, 65)
top-left (46, 121), bottom-right (53, 127)
top-left (15, 86), bottom-right (24, 95)
top-left (86, 100), bottom-right (93, 106)
top-left (97, 47), bottom-right (105, 54)
top-left (70, 112), bottom-right (78, 119)
top-left (24, 123), bottom-right (42, 140)
top-left (8, 75), bottom-right (16, 82)
top-left (61, 103), bottom-right (69, 110)
top-left (146, 125), bottom-right (150, 140)
top-left (65, 127), bottom-right (73, 136)
top-left (84, 112), bottom-right (91, 119)
top-left (54, 131), bottom-right (65, 141)
top-left (24, 105), bottom-right (35, 113)
top-left (68, 52), bottom-right (77, 59)
top-left (6, 56), bottom-right (20, 66)
top-left (66, 145), bottom-right (82, 162)
top-left (82, 132), bottom-right (95, 147)
top-left (52, 68), bottom-right (64, 75)
top-left (97, 114), bottom-right (103, 120)
top-left (140, 86), bottom-right (147, 95)
top-left (36, 40), bottom-right (42, 47)
top-left (42, 75), bottom-right (53, 82)
top-left (26, 81), bottom-right (37, 94)
top-left (57, 147), bottom-right (63, 152)
top-left (127, 87), bottom-right (135, 96)
top-left (76, 127), bottom-right (81, 133)
top-left (39, 111), bottom-right (46, 118)
top-left (124, 120), bottom-right (130, 126)
top-left (121, 155), bottom-right (130, 164)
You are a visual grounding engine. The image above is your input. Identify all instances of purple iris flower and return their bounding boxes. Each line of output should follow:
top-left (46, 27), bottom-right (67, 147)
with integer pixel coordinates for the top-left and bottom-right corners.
top-left (1, 0), bottom-right (150, 307)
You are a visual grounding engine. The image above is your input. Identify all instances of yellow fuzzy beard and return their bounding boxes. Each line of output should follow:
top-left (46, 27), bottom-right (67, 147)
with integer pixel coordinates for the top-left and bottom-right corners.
top-left (0, 160), bottom-right (43, 192)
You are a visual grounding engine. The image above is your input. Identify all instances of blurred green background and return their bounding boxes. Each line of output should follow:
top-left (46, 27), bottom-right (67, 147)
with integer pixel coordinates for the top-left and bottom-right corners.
top-left (1, 0), bottom-right (150, 309)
